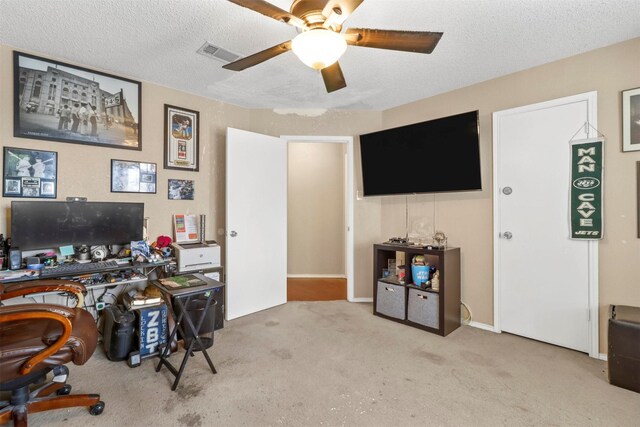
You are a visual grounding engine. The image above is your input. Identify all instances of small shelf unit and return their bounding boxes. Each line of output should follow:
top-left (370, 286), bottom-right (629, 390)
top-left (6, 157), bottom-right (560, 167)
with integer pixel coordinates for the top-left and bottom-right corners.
top-left (373, 243), bottom-right (461, 336)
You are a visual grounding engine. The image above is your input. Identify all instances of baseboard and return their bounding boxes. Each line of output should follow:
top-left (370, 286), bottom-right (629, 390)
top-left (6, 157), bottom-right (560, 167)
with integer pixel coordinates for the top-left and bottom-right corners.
top-left (598, 353), bottom-right (608, 361)
top-left (468, 321), bottom-right (497, 332)
top-left (287, 274), bottom-right (347, 279)
top-left (349, 297), bottom-right (373, 303)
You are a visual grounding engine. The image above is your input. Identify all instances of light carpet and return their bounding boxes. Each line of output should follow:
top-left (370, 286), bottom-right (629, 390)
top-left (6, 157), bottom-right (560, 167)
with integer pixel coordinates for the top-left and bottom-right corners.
top-left (29, 301), bottom-right (640, 426)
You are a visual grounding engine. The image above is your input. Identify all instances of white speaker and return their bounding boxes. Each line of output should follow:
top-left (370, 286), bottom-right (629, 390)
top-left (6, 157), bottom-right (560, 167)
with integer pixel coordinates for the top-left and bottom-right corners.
top-left (91, 245), bottom-right (108, 261)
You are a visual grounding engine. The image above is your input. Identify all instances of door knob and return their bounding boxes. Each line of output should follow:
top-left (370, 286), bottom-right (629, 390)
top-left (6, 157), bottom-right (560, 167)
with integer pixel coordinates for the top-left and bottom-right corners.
top-left (502, 231), bottom-right (513, 239)
top-left (502, 187), bottom-right (513, 195)
top-left (230, 231), bottom-right (238, 237)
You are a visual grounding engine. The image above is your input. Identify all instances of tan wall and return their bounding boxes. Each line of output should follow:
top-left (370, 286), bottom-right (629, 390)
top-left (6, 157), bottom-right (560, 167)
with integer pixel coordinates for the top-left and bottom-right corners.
top-left (0, 44), bottom-right (383, 298)
top-left (288, 142), bottom-right (345, 276)
top-left (0, 44), bottom-right (245, 253)
top-left (380, 37), bottom-right (640, 352)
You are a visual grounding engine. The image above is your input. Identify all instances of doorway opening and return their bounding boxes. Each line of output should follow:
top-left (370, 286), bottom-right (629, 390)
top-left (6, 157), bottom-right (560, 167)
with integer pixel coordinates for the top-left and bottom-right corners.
top-left (283, 135), bottom-right (354, 302)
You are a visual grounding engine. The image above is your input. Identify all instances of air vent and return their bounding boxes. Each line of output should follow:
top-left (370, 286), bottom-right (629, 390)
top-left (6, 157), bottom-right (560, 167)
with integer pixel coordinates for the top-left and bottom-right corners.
top-left (196, 42), bottom-right (242, 64)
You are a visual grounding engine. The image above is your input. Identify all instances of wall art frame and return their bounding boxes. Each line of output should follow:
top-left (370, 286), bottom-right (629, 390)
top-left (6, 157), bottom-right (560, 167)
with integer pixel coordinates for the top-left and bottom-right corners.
top-left (14, 50), bottom-right (142, 150)
top-left (164, 104), bottom-right (199, 171)
top-left (3, 146), bottom-right (57, 199)
top-left (622, 87), bottom-right (640, 152)
top-left (168, 179), bottom-right (195, 200)
top-left (111, 159), bottom-right (156, 194)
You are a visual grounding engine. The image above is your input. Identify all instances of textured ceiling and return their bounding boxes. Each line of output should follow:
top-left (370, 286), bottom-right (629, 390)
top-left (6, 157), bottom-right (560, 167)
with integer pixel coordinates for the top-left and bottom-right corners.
top-left (1, 0), bottom-right (639, 111)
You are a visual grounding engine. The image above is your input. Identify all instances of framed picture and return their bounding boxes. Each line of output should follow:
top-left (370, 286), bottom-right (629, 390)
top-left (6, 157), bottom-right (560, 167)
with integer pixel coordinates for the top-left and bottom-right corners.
top-left (14, 51), bottom-right (142, 150)
top-left (637, 161), bottom-right (640, 238)
top-left (3, 147), bottom-right (57, 198)
top-left (622, 87), bottom-right (640, 152)
top-left (164, 104), bottom-right (199, 171)
top-left (111, 159), bottom-right (156, 194)
top-left (168, 179), bottom-right (195, 200)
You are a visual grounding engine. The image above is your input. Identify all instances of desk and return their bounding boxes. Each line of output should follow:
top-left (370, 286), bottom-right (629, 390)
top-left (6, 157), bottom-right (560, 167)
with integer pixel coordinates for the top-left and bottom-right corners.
top-left (0, 261), bottom-right (171, 320)
top-left (152, 274), bottom-right (224, 390)
top-left (0, 260), bottom-right (170, 284)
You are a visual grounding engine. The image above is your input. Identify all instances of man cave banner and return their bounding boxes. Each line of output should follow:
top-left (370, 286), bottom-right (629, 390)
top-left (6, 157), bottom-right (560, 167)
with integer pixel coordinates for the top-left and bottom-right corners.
top-left (570, 138), bottom-right (604, 240)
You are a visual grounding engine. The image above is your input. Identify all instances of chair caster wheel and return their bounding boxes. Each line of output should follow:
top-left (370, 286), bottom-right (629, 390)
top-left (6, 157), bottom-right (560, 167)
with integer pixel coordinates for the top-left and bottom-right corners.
top-left (56, 385), bottom-right (72, 395)
top-left (90, 401), bottom-right (105, 416)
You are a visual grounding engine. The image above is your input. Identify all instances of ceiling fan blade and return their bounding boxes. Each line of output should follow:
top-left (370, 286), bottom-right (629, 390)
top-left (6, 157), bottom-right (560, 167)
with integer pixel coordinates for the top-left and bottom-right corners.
top-left (227, 0), bottom-right (307, 29)
top-left (321, 62), bottom-right (347, 93)
top-left (345, 28), bottom-right (443, 54)
top-left (223, 41), bottom-right (292, 71)
top-left (322, 0), bottom-right (365, 28)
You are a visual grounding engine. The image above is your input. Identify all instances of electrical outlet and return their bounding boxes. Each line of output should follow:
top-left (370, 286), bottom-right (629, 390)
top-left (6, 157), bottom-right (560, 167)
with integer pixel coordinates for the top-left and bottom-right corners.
top-left (96, 302), bottom-right (106, 311)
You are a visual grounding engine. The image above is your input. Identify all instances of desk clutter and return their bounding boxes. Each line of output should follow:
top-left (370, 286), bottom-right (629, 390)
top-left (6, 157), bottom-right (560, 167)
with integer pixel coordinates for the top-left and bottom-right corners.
top-left (1, 206), bottom-right (225, 392)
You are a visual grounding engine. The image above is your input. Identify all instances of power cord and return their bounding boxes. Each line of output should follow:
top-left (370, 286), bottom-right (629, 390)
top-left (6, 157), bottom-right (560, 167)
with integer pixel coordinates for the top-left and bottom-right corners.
top-left (461, 301), bottom-right (472, 325)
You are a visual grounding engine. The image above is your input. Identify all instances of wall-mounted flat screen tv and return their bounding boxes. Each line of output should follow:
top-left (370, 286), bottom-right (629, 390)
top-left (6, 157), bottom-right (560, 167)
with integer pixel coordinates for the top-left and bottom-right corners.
top-left (359, 111), bottom-right (481, 196)
top-left (11, 201), bottom-right (144, 250)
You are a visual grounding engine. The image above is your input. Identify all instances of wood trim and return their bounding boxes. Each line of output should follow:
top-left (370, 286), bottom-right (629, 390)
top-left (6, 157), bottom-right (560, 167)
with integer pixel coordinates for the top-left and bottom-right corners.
top-left (1, 280), bottom-right (85, 307)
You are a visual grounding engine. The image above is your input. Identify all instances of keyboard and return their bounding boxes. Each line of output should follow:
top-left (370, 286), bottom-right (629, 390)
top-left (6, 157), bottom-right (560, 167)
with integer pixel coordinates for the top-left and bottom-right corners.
top-left (40, 260), bottom-right (120, 278)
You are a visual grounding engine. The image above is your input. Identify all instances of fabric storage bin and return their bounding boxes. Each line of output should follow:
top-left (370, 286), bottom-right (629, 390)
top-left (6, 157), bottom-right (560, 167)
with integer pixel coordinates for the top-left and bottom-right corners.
top-left (376, 281), bottom-right (406, 320)
top-left (407, 288), bottom-right (439, 329)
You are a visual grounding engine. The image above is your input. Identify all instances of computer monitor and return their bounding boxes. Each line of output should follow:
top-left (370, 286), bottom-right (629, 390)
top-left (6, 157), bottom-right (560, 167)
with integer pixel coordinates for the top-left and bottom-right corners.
top-left (11, 201), bottom-right (144, 250)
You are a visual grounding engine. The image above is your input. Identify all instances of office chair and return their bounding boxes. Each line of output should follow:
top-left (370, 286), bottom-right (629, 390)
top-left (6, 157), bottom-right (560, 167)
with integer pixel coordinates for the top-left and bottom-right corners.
top-left (0, 280), bottom-right (104, 426)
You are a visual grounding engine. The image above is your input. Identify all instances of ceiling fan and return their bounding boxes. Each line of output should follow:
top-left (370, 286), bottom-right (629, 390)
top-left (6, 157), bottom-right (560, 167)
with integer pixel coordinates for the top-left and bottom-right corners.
top-left (223, 0), bottom-right (443, 93)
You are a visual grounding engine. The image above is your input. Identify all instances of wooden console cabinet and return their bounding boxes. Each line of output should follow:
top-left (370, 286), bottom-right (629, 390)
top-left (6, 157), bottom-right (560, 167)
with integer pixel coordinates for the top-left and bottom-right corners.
top-left (373, 244), bottom-right (461, 336)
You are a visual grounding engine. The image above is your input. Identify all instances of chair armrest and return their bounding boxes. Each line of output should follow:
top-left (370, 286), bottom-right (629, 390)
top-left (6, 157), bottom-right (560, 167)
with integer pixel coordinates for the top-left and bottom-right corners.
top-left (0, 303), bottom-right (74, 375)
top-left (0, 280), bottom-right (86, 307)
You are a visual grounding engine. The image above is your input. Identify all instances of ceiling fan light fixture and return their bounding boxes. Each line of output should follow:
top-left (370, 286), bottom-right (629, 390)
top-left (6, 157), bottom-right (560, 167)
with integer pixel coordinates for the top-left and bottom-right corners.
top-left (291, 28), bottom-right (347, 70)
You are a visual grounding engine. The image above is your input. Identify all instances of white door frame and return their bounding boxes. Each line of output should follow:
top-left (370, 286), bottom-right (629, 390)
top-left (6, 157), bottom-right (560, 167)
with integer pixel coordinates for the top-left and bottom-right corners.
top-left (492, 91), bottom-right (599, 358)
top-left (281, 135), bottom-right (355, 302)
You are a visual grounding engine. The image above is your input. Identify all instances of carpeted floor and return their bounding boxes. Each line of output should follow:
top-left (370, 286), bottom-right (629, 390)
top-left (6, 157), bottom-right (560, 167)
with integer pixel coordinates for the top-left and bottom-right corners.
top-left (27, 301), bottom-right (640, 426)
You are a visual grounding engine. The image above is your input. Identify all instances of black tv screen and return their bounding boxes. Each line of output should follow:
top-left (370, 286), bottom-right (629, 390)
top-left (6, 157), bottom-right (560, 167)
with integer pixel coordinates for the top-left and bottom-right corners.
top-left (11, 201), bottom-right (144, 250)
top-left (359, 111), bottom-right (481, 196)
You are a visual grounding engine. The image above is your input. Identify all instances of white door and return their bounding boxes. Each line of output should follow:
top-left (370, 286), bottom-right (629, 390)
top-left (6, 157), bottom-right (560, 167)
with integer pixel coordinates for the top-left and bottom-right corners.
top-left (494, 92), bottom-right (598, 354)
top-left (226, 128), bottom-right (287, 320)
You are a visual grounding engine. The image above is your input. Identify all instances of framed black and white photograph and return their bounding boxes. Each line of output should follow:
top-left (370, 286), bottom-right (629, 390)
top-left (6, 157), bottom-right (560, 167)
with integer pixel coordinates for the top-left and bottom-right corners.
top-left (168, 179), bottom-right (194, 200)
top-left (164, 104), bottom-right (199, 171)
top-left (14, 51), bottom-right (142, 150)
top-left (3, 147), bottom-right (57, 198)
top-left (111, 159), bottom-right (156, 194)
top-left (623, 87), bottom-right (640, 152)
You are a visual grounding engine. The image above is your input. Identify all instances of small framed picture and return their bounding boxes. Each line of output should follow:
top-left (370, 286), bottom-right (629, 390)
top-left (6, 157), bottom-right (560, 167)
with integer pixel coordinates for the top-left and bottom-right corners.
top-left (111, 159), bottom-right (156, 193)
top-left (164, 104), bottom-right (199, 171)
top-left (622, 87), bottom-right (640, 152)
top-left (3, 147), bottom-right (57, 198)
top-left (168, 179), bottom-right (195, 200)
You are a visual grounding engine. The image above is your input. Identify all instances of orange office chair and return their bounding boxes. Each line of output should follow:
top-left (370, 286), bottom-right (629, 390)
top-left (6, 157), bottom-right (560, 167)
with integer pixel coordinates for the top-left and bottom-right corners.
top-left (0, 280), bottom-right (104, 426)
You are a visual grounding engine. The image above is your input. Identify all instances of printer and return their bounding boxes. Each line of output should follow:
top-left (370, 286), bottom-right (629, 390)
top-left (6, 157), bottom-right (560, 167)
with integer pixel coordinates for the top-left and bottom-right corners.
top-left (172, 241), bottom-right (220, 273)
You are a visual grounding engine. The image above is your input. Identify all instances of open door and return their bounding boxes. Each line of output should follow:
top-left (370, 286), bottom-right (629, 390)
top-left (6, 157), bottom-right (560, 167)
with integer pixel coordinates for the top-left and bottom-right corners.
top-left (226, 128), bottom-right (287, 320)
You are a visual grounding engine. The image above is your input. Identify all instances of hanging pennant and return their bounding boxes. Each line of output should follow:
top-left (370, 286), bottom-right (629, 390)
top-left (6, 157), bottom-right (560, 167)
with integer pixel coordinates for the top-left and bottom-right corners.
top-left (569, 137), bottom-right (604, 239)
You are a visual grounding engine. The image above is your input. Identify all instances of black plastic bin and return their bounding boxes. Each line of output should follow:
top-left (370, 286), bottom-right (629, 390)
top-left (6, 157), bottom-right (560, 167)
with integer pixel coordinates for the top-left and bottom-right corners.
top-left (102, 304), bottom-right (135, 361)
top-left (175, 296), bottom-right (217, 351)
